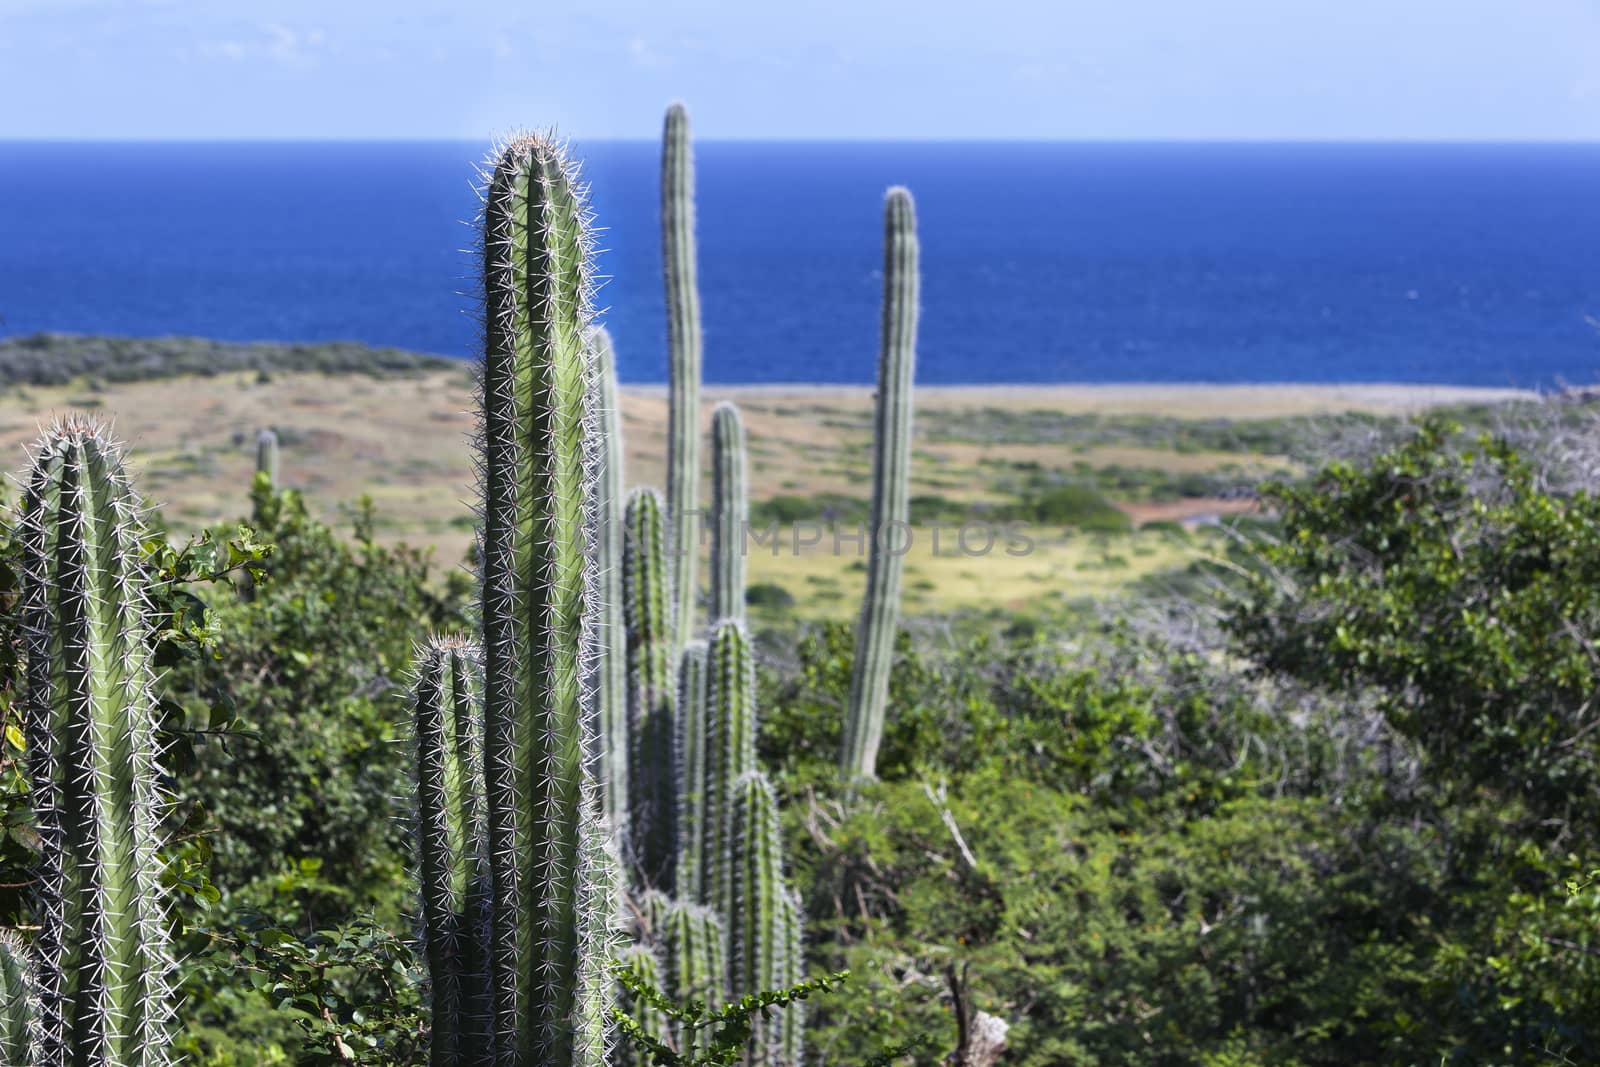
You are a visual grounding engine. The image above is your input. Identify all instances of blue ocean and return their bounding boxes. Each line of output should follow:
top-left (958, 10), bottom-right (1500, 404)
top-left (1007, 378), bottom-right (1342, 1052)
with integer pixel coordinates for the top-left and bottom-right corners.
top-left (2, 141), bottom-right (1599, 386)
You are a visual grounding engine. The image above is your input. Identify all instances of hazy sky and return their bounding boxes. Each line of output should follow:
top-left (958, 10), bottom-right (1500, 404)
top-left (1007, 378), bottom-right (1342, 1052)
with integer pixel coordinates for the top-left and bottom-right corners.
top-left (3, 0), bottom-right (1598, 140)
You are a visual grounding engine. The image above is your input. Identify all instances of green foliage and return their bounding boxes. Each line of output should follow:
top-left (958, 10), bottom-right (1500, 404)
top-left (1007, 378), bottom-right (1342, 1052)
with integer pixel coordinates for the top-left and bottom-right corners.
top-left (1229, 418), bottom-right (1600, 826)
top-left (1001, 483), bottom-right (1131, 532)
top-left (610, 960), bottom-right (849, 1067)
top-left (0, 333), bottom-right (453, 387)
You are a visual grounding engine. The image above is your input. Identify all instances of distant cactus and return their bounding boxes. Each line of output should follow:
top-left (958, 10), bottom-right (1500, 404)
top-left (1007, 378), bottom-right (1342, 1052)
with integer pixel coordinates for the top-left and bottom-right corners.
top-left (477, 133), bottom-right (613, 1067)
top-left (255, 427), bottom-right (279, 485)
top-left (593, 326), bottom-right (630, 839)
top-left (0, 931), bottom-right (36, 1067)
top-left (623, 488), bottom-right (678, 889)
top-left (617, 944), bottom-right (672, 1065)
top-left (674, 641), bottom-right (710, 903)
top-left (662, 102), bottom-right (703, 649)
top-left (662, 900), bottom-right (726, 1009)
top-left (709, 404), bottom-right (748, 624)
top-left (842, 188), bottom-right (920, 780)
top-left (705, 620), bottom-right (757, 922)
top-left (410, 637), bottom-right (491, 1067)
top-left (775, 892), bottom-right (805, 1067)
top-left (20, 418), bottom-right (176, 1066)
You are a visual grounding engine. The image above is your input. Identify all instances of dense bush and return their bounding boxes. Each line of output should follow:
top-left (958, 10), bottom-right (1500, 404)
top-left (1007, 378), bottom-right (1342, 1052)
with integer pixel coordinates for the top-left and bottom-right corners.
top-left (0, 332), bottom-right (454, 385)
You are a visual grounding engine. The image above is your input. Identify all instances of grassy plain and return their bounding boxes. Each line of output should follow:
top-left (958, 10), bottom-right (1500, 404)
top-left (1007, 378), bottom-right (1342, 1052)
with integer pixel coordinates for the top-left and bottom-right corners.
top-left (0, 367), bottom-right (1532, 617)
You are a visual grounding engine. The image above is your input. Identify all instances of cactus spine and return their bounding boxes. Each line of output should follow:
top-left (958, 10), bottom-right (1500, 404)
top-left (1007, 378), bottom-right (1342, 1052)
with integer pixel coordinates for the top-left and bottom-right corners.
top-left (709, 404), bottom-right (748, 624)
top-left (255, 427), bottom-right (279, 486)
top-left (593, 326), bottom-right (630, 838)
top-left (705, 620), bottom-right (758, 925)
top-left (841, 188), bottom-right (919, 781)
top-left (623, 489), bottom-right (678, 889)
top-left (478, 133), bottom-right (612, 1067)
top-left (20, 419), bottom-right (176, 1067)
top-left (662, 102), bottom-right (703, 649)
top-left (411, 637), bottom-right (491, 1067)
top-left (0, 931), bottom-right (36, 1067)
top-left (673, 641), bottom-right (710, 903)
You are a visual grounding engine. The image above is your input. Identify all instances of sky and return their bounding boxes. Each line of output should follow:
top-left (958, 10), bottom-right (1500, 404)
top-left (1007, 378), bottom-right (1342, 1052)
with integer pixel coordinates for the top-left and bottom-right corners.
top-left (2, 0), bottom-right (1598, 140)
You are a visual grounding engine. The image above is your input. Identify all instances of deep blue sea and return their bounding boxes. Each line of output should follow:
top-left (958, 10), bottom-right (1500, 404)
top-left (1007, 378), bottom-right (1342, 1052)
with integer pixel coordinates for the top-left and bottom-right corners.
top-left (2, 141), bottom-right (1599, 385)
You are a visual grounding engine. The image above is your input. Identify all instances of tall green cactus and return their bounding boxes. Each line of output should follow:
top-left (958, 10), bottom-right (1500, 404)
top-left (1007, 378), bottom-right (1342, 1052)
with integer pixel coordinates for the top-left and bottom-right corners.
top-left (674, 641), bottom-right (710, 903)
top-left (623, 488), bottom-right (678, 889)
top-left (592, 326), bottom-right (630, 838)
top-left (255, 427), bottom-right (279, 486)
top-left (20, 418), bottom-right (176, 1066)
top-left (705, 620), bottom-right (757, 922)
top-left (662, 102), bottom-right (703, 649)
top-left (478, 133), bottom-right (613, 1067)
top-left (841, 188), bottom-right (919, 781)
top-left (709, 403), bottom-right (747, 624)
top-left (0, 931), bottom-right (36, 1067)
top-left (410, 637), bottom-right (491, 1067)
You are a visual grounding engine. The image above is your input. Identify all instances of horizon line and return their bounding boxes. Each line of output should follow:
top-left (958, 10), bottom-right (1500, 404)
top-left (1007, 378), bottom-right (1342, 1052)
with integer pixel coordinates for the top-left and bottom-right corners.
top-left (5, 135), bottom-right (1600, 147)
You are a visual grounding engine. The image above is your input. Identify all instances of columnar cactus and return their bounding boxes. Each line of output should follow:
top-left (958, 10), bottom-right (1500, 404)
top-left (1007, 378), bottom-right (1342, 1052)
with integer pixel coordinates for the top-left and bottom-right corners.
top-left (410, 637), bottom-right (491, 1067)
top-left (255, 427), bottom-right (279, 486)
top-left (477, 133), bottom-right (613, 1067)
top-left (592, 326), bottom-right (630, 837)
top-left (20, 418), bottom-right (176, 1067)
top-left (841, 188), bottom-right (920, 780)
top-left (705, 620), bottom-right (757, 922)
top-left (673, 641), bottom-right (710, 903)
top-left (0, 931), bottom-right (36, 1067)
top-left (662, 900), bottom-right (725, 1009)
top-left (727, 771), bottom-right (788, 1007)
top-left (662, 102), bottom-right (703, 649)
top-left (775, 892), bottom-right (805, 1067)
top-left (623, 488), bottom-right (677, 888)
top-left (709, 404), bottom-right (748, 624)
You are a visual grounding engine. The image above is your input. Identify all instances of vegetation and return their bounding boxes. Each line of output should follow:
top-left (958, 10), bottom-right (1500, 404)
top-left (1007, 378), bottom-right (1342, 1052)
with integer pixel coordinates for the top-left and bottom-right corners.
top-left (0, 333), bottom-right (452, 386)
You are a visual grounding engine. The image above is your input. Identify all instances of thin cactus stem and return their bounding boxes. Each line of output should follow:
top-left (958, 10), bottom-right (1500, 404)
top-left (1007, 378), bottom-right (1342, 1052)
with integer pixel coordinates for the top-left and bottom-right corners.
top-left (255, 427), bottom-right (279, 486)
top-left (708, 404), bottom-right (748, 624)
top-left (477, 133), bottom-right (613, 1067)
top-left (411, 636), bottom-right (492, 1067)
top-left (20, 418), bottom-right (176, 1067)
top-left (0, 930), bottom-right (36, 1067)
top-left (662, 102), bottom-right (703, 649)
top-left (705, 619), bottom-right (757, 921)
top-left (841, 188), bottom-right (920, 781)
top-left (592, 326), bottom-right (630, 841)
top-left (673, 641), bottom-right (710, 903)
top-left (623, 488), bottom-right (678, 889)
